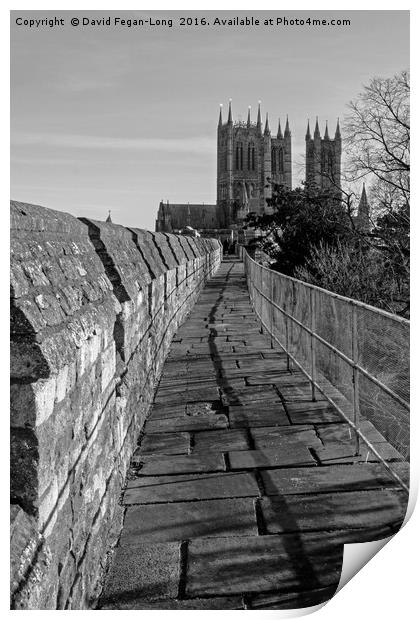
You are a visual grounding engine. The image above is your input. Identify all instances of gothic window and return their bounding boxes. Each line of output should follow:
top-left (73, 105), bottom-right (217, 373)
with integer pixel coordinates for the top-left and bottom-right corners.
top-left (328, 151), bottom-right (334, 176)
top-left (247, 144), bottom-right (251, 170)
top-left (279, 148), bottom-right (284, 173)
top-left (250, 143), bottom-right (255, 170)
top-left (235, 143), bottom-right (244, 170)
top-left (271, 147), bottom-right (276, 172)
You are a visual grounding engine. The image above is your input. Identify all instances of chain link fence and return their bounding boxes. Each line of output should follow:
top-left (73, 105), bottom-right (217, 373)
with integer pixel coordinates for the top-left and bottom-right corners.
top-left (244, 250), bottom-right (409, 492)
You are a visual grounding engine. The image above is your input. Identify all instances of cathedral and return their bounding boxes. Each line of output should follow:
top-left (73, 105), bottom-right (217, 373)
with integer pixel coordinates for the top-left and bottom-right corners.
top-left (155, 101), bottom-right (358, 236)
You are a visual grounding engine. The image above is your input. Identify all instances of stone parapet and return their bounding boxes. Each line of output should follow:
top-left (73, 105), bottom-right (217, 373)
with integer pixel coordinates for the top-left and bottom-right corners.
top-left (10, 201), bottom-right (221, 609)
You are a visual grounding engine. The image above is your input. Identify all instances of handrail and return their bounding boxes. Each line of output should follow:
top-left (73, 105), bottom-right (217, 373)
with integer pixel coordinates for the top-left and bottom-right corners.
top-left (243, 249), bottom-right (410, 495)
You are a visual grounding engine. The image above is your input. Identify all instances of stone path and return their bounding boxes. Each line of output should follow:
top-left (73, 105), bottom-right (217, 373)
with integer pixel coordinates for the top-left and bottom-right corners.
top-left (99, 259), bottom-right (409, 610)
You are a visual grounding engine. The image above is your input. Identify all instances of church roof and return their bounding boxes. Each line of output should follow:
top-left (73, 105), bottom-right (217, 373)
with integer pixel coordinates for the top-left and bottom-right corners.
top-left (158, 202), bottom-right (218, 230)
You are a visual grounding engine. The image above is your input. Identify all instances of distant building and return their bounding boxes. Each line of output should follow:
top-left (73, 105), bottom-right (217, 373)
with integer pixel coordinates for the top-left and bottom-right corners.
top-left (106, 210), bottom-right (112, 223)
top-left (156, 102), bottom-right (342, 237)
top-left (156, 202), bottom-right (219, 233)
top-left (305, 118), bottom-right (342, 193)
top-left (216, 101), bottom-right (292, 221)
top-left (354, 183), bottom-right (371, 232)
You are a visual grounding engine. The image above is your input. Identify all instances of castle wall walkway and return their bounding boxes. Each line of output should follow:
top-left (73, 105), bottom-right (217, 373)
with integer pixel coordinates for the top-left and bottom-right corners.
top-left (99, 259), bottom-right (408, 610)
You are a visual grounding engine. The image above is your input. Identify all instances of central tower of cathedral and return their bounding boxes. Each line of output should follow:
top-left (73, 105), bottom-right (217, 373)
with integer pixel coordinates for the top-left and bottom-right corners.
top-left (216, 101), bottom-right (292, 227)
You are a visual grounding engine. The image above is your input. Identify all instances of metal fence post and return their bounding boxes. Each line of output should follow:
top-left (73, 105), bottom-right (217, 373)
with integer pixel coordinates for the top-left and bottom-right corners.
top-left (259, 264), bottom-right (264, 333)
top-left (310, 287), bottom-right (317, 401)
top-left (270, 272), bottom-right (274, 349)
top-left (352, 303), bottom-right (361, 455)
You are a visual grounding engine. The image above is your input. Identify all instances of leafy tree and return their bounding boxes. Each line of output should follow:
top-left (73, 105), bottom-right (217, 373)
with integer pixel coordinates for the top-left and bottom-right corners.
top-left (244, 182), bottom-right (353, 275)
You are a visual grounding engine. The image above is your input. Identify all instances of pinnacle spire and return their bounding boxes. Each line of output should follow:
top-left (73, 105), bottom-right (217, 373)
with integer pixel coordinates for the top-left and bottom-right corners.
top-left (277, 118), bottom-right (283, 139)
top-left (106, 210), bottom-right (112, 223)
top-left (264, 112), bottom-right (270, 135)
top-left (335, 117), bottom-right (341, 139)
top-left (306, 119), bottom-right (311, 140)
top-left (360, 183), bottom-right (368, 205)
top-left (247, 106), bottom-right (251, 128)
top-left (358, 183), bottom-right (369, 218)
top-left (227, 99), bottom-right (232, 124)
top-left (256, 101), bottom-right (262, 133)
top-left (218, 104), bottom-right (223, 127)
top-left (324, 121), bottom-right (329, 139)
top-left (314, 116), bottom-right (320, 138)
top-left (284, 115), bottom-right (291, 137)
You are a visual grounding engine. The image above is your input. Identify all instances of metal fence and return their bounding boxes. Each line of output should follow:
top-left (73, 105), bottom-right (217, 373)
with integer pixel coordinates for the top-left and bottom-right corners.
top-left (244, 250), bottom-right (410, 493)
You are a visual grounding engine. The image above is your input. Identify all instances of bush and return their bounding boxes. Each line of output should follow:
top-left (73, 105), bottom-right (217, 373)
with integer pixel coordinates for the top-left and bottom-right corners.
top-left (295, 241), bottom-right (409, 317)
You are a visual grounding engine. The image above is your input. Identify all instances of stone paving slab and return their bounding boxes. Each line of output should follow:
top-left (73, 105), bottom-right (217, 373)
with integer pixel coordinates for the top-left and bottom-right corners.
top-left (185, 535), bottom-right (342, 597)
top-left (133, 432), bottom-right (190, 458)
top-left (144, 412), bottom-right (228, 433)
top-left (148, 404), bottom-right (187, 420)
top-left (228, 446), bottom-right (316, 469)
top-left (154, 387), bottom-right (221, 405)
top-left (246, 371), bottom-right (297, 384)
top-left (278, 385), bottom-right (321, 402)
top-left (121, 498), bottom-right (258, 543)
top-left (316, 420), bottom-right (387, 445)
top-left (221, 386), bottom-right (282, 406)
top-left (229, 404), bottom-right (290, 428)
top-left (156, 380), bottom-right (220, 394)
top-left (193, 429), bottom-right (250, 452)
top-left (251, 426), bottom-right (322, 450)
top-left (260, 462), bottom-right (409, 495)
top-left (260, 489), bottom-right (407, 533)
top-left (103, 597), bottom-right (245, 610)
top-left (100, 541), bottom-right (180, 606)
top-left (314, 442), bottom-right (404, 464)
top-left (285, 401), bottom-right (345, 424)
top-left (138, 453), bottom-right (225, 476)
top-left (124, 472), bottom-right (260, 504)
top-left (247, 585), bottom-right (337, 610)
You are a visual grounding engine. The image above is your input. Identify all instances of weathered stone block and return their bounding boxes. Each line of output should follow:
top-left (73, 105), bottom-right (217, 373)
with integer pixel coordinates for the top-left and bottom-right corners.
top-left (100, 542), bottom-right (181, 605)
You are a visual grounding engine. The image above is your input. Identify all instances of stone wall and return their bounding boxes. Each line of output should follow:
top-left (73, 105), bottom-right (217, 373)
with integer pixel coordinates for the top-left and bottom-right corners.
top-left (10, 201), bottom-right (221, 609)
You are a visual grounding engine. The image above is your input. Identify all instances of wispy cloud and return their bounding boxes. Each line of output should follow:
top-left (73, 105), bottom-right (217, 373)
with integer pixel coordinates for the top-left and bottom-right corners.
top-left (12, 132), bottom-right (214, 155)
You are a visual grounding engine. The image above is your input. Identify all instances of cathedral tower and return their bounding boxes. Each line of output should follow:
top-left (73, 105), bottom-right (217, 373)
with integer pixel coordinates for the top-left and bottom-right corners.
top-left (217, 101), bottom-right (292, 226)
top-left (306, 118), bottom-right (341, 193)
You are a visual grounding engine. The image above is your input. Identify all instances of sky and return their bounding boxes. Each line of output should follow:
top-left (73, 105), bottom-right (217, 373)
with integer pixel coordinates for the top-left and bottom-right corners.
top-left (10, 9), bottom-right (409, 230)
